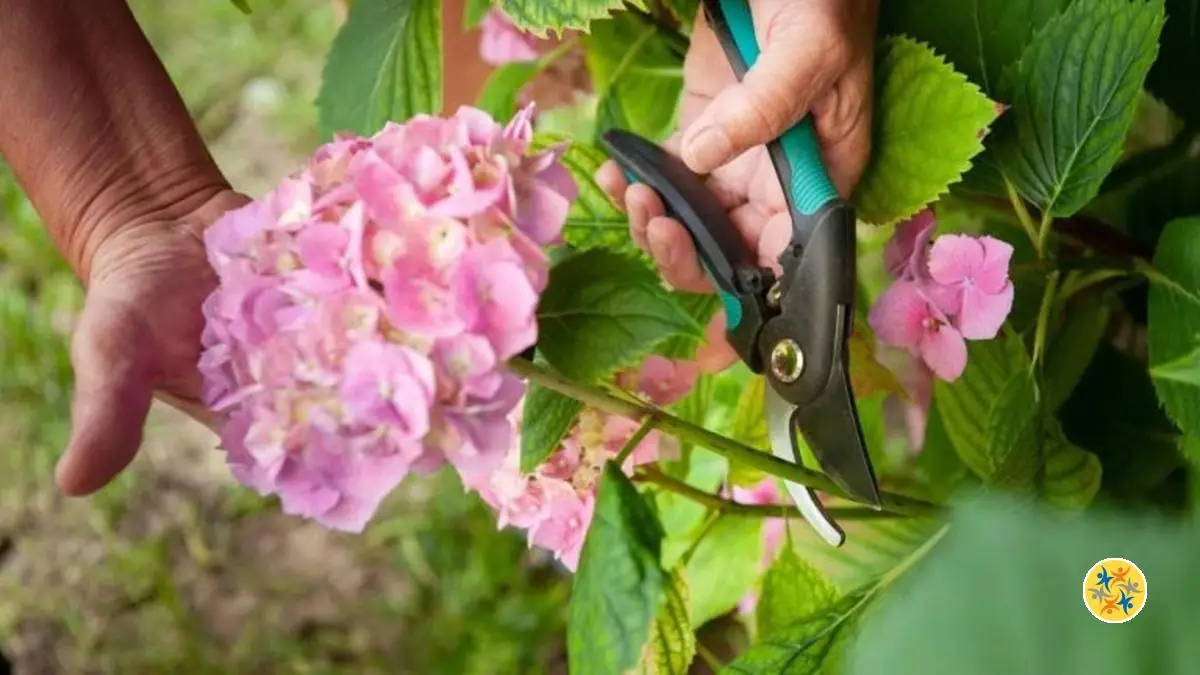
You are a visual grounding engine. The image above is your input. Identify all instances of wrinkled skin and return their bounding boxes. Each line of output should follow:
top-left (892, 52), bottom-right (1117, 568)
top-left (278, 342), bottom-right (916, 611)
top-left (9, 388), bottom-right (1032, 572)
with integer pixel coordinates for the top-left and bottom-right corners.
top-left (597, 0), bottom-right (880, 371)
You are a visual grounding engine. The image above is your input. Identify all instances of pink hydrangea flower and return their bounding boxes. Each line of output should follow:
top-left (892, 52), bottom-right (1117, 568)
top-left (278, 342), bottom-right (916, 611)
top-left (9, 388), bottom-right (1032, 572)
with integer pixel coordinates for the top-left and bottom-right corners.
top-left (732, 478), bottom-right (788, 616)
top-left (200, 104), bottom-right (577, 532)
top-left (925, 235), bottom-right (1014, 340)
top-left (479, 9), bottom-right (540, 66)
top-left (472, 356), bottom-right (697, 570)
top-left (870, 280), bottom-right (968, 381)
top-left (869, 209), bottom-right (1014, 382)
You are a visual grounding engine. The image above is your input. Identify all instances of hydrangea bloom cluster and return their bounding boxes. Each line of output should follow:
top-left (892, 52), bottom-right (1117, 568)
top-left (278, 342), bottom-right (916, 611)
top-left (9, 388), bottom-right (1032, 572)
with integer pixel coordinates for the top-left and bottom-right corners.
top-left (479, 9), bottom-right (541, 66)
top-left (868, 209), bottom-right (1015, 382)
top-left (472, 356), bottom-right (700, 570)
top-left (198, 105), bottom-right (577, 532)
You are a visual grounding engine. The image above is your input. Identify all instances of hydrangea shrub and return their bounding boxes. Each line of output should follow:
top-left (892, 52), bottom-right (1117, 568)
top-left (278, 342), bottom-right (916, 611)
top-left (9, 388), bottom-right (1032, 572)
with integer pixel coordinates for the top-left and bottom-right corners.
top-left (209, 0), bottom-right (1200, 672)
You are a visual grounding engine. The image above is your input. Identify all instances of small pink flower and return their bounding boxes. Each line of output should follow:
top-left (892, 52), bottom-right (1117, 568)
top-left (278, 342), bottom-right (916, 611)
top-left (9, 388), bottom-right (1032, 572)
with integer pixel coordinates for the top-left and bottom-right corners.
top-left (732, 477), bottom-right (789, 617)
top-left (926, 235), bottom-right (1015, 340)
top-left (883, 209), bottom-right (936, 281)
top-left (479, 9), bottom-right (541, 66)
top-left (635, 356), bottom-right (701, 406)
top-left (868, 280), bottom-right (968, 382)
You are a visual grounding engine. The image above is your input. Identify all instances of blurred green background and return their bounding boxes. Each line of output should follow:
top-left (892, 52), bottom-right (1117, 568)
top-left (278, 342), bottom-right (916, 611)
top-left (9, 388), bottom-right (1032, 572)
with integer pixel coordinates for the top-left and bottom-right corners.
top-left (0, 3), bottom-right (570, 673)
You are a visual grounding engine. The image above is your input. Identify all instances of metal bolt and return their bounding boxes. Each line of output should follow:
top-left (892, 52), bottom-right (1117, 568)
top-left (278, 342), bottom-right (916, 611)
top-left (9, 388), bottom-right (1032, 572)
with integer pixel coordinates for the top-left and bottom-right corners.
top-left (770, 339), bottom-right (804, 383)
top-left (766, 281), bottom-right (783, 309)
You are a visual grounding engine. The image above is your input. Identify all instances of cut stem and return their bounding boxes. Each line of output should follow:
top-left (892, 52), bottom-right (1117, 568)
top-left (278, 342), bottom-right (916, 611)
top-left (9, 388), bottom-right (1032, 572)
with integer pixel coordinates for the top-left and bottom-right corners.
top-left (507, 357), bottom-right (942, 518)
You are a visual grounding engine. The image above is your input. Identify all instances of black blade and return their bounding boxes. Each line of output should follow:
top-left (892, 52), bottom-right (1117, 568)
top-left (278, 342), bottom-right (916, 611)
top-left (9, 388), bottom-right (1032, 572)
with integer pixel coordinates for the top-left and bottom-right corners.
top-left (790, 360), bottom-right (883, 508)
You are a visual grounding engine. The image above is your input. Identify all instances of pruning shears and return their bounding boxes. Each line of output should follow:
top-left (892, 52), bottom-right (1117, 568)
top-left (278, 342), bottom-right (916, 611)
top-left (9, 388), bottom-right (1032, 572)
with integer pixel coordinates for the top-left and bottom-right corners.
top-left (600, 0), bottom-right (882, 546)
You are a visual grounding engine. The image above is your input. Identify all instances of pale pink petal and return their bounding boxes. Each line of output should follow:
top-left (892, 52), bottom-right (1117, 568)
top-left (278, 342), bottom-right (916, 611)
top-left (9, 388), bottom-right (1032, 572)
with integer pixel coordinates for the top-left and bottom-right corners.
top-left (927, 235), bottom-right (985, 286)
top-left (479, 9), bottom-right (540, 66)
top-left (918, 322), bottom-right (968, 382)
top-left (883, 209), bottom-right (936, 280)
top-left (868, 281), bottom-right (931, 349)
top-left (955, 283), bottom-right (1014, 340)
top-left (975, 236), bottom-right (1015, 294)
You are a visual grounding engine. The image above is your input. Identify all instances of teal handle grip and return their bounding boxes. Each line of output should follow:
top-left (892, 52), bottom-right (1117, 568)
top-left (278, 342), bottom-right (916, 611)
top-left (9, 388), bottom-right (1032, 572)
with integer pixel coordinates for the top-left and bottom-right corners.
top-left (717, 0), bottom-right (839, 216)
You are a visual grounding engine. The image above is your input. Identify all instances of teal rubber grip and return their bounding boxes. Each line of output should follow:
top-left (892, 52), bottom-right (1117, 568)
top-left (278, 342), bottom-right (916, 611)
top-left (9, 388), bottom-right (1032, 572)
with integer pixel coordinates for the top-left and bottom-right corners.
top-left (718, 0), bottom-right (839, 216)
top-left (621, 170), bottom-right (745, 329)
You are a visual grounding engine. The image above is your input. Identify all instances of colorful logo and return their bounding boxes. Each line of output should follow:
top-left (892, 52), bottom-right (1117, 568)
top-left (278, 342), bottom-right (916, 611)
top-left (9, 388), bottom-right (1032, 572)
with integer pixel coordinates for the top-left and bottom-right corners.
top-left (1083, 557), bottom-right (1147, 623)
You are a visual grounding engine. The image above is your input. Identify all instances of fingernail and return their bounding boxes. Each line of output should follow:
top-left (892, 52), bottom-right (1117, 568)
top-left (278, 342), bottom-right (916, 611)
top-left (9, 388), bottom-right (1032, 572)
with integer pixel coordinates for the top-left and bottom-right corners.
top-left (684, 125), bottom-right (732, 173)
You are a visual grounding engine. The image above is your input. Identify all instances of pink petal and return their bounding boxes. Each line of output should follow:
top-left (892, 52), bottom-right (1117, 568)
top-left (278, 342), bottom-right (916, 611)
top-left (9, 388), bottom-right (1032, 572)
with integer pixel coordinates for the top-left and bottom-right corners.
top-left (975, 236), bottom-right (1015, 294)
top-left (918, 323), bottom-right (968, 382)
top-left (868, 280), bottom-right (931, 349)
top-left (883, 209), bottom-right (936, 280)
top-left (479, 9), bottom-right (540, 66)
top-left (955, 283), bottom-right (1014, 340)
top-left (927, 235), bottom-right (985, 286)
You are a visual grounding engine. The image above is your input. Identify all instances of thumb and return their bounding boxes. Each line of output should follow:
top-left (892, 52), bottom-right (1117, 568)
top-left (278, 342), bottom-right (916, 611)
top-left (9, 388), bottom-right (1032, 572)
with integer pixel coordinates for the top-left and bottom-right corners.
top-left (56, 291), bottom-right (158, 496)
top-left (681, 1), bottom-right (850, 174)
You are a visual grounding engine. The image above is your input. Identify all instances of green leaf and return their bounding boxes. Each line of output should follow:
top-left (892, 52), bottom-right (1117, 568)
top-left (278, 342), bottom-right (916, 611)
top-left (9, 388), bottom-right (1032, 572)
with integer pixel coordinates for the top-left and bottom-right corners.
top-left (793, 517), bottom-right (947, 592)
top-left (568, 463), bottom-right (667, 675)
top-left (845, 493), bottom-right (1200, 675)
top-left (724, 588), bottom-right (873, 675)
top-left (586, 11), bottom-right (685, 141)
top-left (474, 61), bottom-right (541, 121)
top-left (662, 0), bottom-right (700, 30)
top-left (1042, 293), bottom-right (1112, 411)
top-left (1061, 343), bottom-right (1186, 507)
top-left (658, 449), bottom-right (728, 566)
top-left (1151, 342), bottom-right (1200, 386)
top-left (936, 339), bottom-right (1102, 507)
top-left (654, 292), bottom-right (720, 360)
top-left (464, 0), bottom-right (492, 28)
top-left (316, 0), bottom-right (443, 139)
top-left (1148, 217), bottom-right (1200, 438)
top-left (852, 36), bottom-right (1001, 226)
top-left (230, 0), bottom-right (251, 14)
top-left (537, 248), bottom-right (700, 383)
top-left (496, 0), bottom-right (647, 36)
top-left (992, 0), bottom-right (1166, 217)
top-left (533, 133), bottom-right (638, 253)
top-left (1147, 0), bottom-right (1200, 125)
top-left (519, 384), bottom-right (584, 472)
top-left (878, 0), bottom-right (1068, 96)
top-left (684, 515), bottom-right (764, 627)
top-left (635, 569), bottom-right (696, 675)
top-left (755, 544), bottom-right (840, 640)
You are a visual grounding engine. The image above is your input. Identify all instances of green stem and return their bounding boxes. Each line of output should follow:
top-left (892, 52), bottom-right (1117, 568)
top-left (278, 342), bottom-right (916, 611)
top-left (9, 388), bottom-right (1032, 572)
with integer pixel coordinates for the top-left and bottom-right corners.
top-left (506, 358), bottom-right (942, 518)
top-left (679, 510), bottom-right (722, 567)
top-left (1031, 270), bottom-right (1060, 369)
top-left (1004, 178), bottom-right (1040, 255)
top-left (615, 418), bottom-right (656, 466)
top-left (636, 468), bottom-right (903, 521)
top-left (535, 35), bottom-right (579, 70)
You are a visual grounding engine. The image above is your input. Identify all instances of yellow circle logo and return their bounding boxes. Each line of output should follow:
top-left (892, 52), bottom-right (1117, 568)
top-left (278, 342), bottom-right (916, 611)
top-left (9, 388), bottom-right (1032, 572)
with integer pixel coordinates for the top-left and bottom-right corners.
top-left (1083, 558), bottom-right (1147, 623)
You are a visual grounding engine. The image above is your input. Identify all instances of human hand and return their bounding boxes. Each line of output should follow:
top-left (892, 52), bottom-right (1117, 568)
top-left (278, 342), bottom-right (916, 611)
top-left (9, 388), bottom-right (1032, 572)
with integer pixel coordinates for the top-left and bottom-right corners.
top-left (55, 189), bottom-right (249, 495)
top-left (597, 0), bottom-right (878, 370)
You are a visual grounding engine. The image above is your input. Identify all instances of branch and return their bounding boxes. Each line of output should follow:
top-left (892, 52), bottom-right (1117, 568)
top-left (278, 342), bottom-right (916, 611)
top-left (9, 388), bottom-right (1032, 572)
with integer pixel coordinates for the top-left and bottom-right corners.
top-left (506, 357), bottom-right (942, 518)
top-left (635, 468), bottom-right (907, 521)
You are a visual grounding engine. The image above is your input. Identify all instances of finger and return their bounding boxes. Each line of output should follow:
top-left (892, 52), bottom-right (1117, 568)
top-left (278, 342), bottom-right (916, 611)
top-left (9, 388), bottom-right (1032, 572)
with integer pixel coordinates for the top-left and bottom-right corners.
top-left (696, 312), bottom-right (739, 372)
top-left (810, 55), bottom-right (874, 197)
top-left (626, 183), bottom-right (666, 253)
top-left (56, 294), bottom-right (157, 496)
top-left (596, 160), bottom-right (629, 210)
top-left (646, 216), bottom-right (713, 293)
top-left (680, 3), bottom-right (850, 174)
